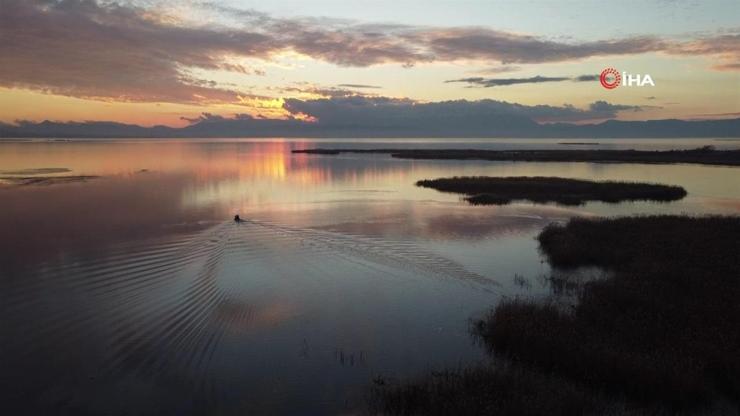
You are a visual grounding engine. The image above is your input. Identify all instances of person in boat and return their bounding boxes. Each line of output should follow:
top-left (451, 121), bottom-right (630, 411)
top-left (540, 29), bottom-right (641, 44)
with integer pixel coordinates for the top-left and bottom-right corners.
top-left (234, 214), bottom-right (242, 222)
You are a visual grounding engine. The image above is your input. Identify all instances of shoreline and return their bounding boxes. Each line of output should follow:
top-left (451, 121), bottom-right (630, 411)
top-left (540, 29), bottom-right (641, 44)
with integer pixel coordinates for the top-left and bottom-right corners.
top-left (293, 146), bottom-right (740, 166)
top-left (372, 215), bottom-right (740, 415)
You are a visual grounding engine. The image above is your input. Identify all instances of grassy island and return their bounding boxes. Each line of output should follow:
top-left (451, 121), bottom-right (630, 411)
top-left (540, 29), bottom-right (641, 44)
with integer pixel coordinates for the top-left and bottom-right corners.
top-left (415, 176), bottom-right (687, 205)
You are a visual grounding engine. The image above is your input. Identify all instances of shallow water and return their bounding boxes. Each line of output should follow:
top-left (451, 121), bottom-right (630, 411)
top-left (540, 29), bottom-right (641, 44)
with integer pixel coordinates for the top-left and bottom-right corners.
top-left (1, 138), bottom-right (739, 415)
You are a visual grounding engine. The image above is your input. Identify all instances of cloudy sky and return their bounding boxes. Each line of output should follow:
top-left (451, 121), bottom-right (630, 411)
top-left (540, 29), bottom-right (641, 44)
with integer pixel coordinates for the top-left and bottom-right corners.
top-left (1, 0), bottom-right (738, 128)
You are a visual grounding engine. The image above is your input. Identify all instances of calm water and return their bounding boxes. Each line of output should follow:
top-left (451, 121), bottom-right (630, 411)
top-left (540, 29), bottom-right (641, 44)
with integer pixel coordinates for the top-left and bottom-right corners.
top-left (1, 138), bottom-right (739, 415)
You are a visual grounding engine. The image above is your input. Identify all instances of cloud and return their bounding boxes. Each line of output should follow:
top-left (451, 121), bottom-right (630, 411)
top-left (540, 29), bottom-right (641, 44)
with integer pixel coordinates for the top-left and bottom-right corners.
top-left (276, 83), bottom-right (376, 98)
top-left (711, 62), bottom-right (740, 71)
top-left (0, 0), bottom-right (737, 106)
top-left (119, 96), bottom-right (608, 133)
top-left (0, 0), bottom-right (275, 104)
top-left (588, 100), bottom-right (642, 114)
top-left (475, 65), bottom-right (522, 74)
top-left (667, 34), bottom-right (740, 71)
top-left (446, 76), bottom-right (569, 87)
top-left (446, 74), bottom-right (598, 87)
top-left (409, 29), bottom-right (667, 64)
top-left (574, 74), bottom-right (599, 82)
top-left (282, 96), bottom-right (641, 125)
top-left (180, 112), bottom-right (254, 124)
top-left (336, 84), bottom-right (382, 89)
top-left (202, 3), bottom-right (738, 67)
top-left (167, 96), bottom-right (651, 131)
top-left (7, 97), bottom-right (731, 138)
top-left (687, 111), bottom-right (740, 120)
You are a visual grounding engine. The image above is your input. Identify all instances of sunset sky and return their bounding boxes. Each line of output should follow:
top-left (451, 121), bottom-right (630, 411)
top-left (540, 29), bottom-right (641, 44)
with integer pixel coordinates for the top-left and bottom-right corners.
top-left (1, 0), bottom-right (739, 128)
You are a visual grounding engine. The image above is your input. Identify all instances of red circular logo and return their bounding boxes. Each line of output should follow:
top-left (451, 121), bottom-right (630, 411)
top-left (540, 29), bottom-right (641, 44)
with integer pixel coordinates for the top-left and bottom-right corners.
top-left (600, 68), bottom-right (621, 89)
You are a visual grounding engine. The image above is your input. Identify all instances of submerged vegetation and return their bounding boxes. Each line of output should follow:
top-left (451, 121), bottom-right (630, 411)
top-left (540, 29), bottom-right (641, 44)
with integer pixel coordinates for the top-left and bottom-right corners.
top-left (370, 364), bottom-right (610, 416)
top-left (0, 175), bottom-right (99, 187)
top-left (0, 166), bottom-right (97, 187)
top-left (371, 216), bottom-right (740, 415)
top-left (0, 167), bottom-right (71, 175)
top-left (415, 176), bottom-right (687, 205)
top-left (293, 146), bottom-right (740, 166)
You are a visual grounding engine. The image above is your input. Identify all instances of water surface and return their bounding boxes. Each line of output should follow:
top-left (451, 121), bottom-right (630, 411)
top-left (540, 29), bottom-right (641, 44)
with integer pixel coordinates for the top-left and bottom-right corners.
top-left (1, 138), bottom-right (738, 415)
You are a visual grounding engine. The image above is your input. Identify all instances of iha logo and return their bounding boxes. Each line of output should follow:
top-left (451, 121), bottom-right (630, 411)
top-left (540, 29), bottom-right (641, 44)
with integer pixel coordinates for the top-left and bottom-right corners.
top-left (600, 67), bottom-right (655, 89)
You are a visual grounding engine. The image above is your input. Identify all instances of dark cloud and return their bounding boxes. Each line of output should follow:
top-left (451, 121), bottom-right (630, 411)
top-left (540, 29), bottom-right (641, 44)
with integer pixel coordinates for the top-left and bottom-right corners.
top-left (588, 101), bottom-right (642, 114)
top-left (0, 0), bottom-right (737, 105)
top-left (5, 101), bottom-right (736, 138)
top-left (336, 84), bottom-right (382, 89)
top-left (163, 95), bottom-right (640, 132)
top-left (0, 0), bottom-right (275, 103)
top-left (446, 74), bottom-right (598, 87)
top-left (446, 76), bottom-right (569, 87)
top-left (282, 96), bottom-right (641, 125)
top-left (180, 112), bottom-right (254, 124)
top-left (410, 29), bottom-right (667, 64)
top-left (475, 65), bottom-right (522, 74)
top-left (687, 111), bottom-right (740, 119)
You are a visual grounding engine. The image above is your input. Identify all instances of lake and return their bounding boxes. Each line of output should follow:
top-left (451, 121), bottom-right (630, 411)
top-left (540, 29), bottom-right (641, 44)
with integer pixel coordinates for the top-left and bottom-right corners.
top-left (1, 138), bottom-right (739, 415)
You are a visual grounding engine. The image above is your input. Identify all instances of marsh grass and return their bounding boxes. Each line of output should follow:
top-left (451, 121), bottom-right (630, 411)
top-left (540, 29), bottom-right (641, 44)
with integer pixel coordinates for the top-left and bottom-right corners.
top-left (293, 146), bottom-right (740, 166)
top-left (521, 216), bottom-right (740, 403)
top-left (371, 216), bottom-right (740, 414)
top-left (369, 363), bottom-right (608, 416)
top-left (0, 175), bottom-right (99, 187)
top-left (415, 176), bottom-right (687, 205)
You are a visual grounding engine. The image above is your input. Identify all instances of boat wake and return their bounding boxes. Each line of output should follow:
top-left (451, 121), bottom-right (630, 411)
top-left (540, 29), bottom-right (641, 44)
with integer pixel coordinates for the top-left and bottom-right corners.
top-left (1, 219), bottom-right (498, 412)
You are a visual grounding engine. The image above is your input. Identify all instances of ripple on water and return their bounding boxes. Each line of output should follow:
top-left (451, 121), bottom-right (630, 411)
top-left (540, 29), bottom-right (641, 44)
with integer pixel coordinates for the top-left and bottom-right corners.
top-left (1, 220), bottom-right (500, 414)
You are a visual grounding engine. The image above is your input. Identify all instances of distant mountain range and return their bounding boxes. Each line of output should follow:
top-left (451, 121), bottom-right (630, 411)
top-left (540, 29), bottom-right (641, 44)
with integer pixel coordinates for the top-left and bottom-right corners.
top-left (2, 117), bottom-right (739, 139)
